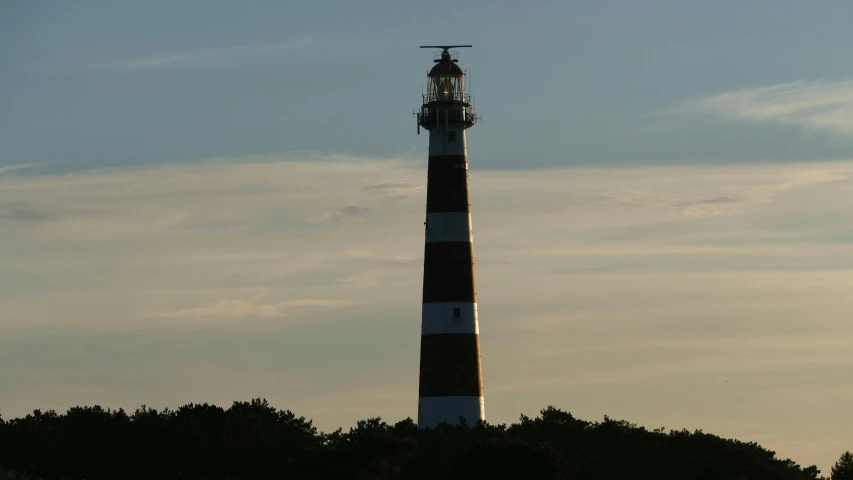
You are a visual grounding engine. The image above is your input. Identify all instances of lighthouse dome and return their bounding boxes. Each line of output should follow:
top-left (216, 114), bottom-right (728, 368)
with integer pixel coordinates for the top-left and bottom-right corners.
top-left (428, 60), bottom-right (464, 77)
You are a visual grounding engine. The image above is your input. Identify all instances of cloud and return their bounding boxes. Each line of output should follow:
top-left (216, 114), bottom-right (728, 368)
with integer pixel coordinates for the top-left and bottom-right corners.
top-left (0, 155), bottom-right (850, 320)
top-left (0, 201), bottom-right (62, 222)
top-left (0, 164), bottom-right (38, 175)
top-left (0, 200), bottom-right (105, 223)
top-left (121, 38), bottom-right (310, 70)
top-left (363, 181), bottom-right (422, 201)
top-left (1, 153), bottom-right (852, 473)
top-left (663, 78), bottom-right (853, 138)
top-left (582, 167), bottom-right (846, 217)
top-left (154, 295), bottom-right (362, 319)
top-left (327, 205), bottom-right (369, 223)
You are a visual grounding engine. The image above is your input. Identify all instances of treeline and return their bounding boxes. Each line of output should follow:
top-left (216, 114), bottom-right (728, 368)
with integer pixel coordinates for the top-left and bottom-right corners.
top-left (1, 398), bottom-right (851, 480)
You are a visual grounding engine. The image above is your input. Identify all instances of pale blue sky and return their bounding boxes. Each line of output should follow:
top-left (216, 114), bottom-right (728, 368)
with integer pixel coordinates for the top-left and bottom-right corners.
top-left (2, 1), bottom-right (853, 474)
top-left (4, 0), bottom-right (853, 173)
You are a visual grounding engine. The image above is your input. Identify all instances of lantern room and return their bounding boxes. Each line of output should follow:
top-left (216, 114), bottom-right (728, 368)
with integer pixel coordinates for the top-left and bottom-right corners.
top-left (426, 49), bottom-right (466, 103)
top-left (416, 45), bottom-right (479, 133)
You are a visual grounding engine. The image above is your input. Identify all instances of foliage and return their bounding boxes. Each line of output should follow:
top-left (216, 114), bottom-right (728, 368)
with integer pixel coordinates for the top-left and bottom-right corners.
top-left (0, 467), bottom-right (36, 480)
top-left (832, 451), bottom-right (853, 480)
top-left (0, 399), bottom-right (842, 480)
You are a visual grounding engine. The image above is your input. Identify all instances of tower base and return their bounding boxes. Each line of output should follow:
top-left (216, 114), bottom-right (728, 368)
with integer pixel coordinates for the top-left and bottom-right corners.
top-left (418, 396), bottom-right (485, 428)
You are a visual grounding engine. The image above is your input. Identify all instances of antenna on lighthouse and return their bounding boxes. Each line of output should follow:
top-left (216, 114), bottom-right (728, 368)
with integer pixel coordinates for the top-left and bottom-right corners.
top-left (419, 45), bottom-right (472, 51)
top-left (420, 45), bottom-right (472, 63)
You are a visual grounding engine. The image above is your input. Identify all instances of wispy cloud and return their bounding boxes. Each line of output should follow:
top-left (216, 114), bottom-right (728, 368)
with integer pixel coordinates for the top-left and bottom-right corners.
top-left (155, 294), bottom-right (361, 319)
top-left (1, 154), bottom-right (852, 473)
top-left (121, 38), bottom-right (310, 70)
top-left (0, 200), bottom-right (102, 223)
top-left (0, 164), bottom-right (38, 175)
top-left (323, 205), bottom-right (366, 223)
top-left (363, 180), bottom-right (422, 201)
top-left (0, 201), bottom-right (62, 222)
top-left (663, 78), bottom-right (853, 138)
top-left (584, 167), bottom-right (846, 216)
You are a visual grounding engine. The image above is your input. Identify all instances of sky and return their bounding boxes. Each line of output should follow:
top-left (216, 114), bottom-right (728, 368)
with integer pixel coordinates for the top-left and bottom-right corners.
top-left (2, 0), bottom-right (853, 473)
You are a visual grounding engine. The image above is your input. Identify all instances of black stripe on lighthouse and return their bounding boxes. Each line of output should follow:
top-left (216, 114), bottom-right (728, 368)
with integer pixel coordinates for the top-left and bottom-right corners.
top-left (419, 334), bottom-right (483, 397)
top-left (422, 242), bottom-right (476, 302)
top-left (426, 155), bottom-right (470, 213)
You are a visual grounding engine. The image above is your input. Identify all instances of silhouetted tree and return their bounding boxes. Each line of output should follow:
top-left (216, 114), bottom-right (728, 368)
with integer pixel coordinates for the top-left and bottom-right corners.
top-left (832, 451), bottom-right (853, 480)
top-left (449, 437), bottom-right (575, 480)
top-left (0, 400), bottom-right (838, 480)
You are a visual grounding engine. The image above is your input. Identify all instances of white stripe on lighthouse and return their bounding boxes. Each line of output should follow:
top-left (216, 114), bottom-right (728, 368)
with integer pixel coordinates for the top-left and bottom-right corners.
top-left (425, 212), bottom-right (473, 243)
top-left (428, 126), bottom-right (467, 156)
top-left (422, 302), bottom-right (479, 335)
top-left (418, 396), bottom-right (485, 428)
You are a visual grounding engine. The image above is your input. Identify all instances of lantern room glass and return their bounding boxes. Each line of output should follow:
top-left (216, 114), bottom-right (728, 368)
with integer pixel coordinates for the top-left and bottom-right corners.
top-left (427, 74), bottom-right (465, 103)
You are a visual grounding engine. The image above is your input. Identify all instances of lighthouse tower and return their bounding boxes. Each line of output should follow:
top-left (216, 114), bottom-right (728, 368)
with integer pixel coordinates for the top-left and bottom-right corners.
top-left (415, 45), bottom-right (484, 428)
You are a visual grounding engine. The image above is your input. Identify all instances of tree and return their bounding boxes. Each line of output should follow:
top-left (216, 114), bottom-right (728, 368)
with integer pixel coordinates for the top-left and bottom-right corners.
top-left (0, 400), bottom-right (832, 480)
top-left (449, 438), bottom-right (575, 480)
top-left (0, 467), bottom-right (35, 480)
top-left (832, 451), bottom-right (853, 480)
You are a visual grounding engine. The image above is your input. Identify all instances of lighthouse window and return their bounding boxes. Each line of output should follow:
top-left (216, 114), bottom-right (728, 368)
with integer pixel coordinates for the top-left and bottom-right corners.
top-left (453, 307), bottom-right (461, 319)
top-left (448, 131), bottom-right (456, 142)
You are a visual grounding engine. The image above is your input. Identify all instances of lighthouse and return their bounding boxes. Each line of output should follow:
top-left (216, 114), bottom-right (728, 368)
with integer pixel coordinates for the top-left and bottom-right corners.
top-left (415, 45), bottom-right (484, 428)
